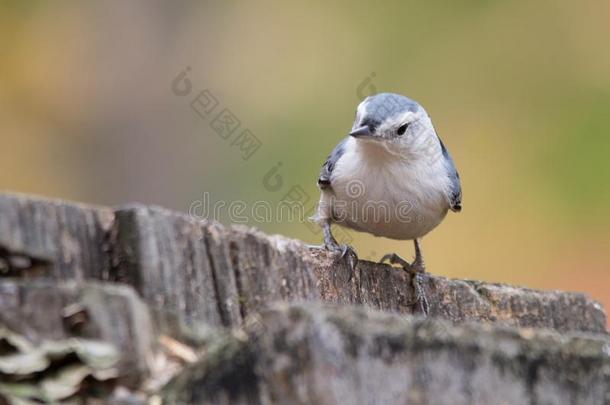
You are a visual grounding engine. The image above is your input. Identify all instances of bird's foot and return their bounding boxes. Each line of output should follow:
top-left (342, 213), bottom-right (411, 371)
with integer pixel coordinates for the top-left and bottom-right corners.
top-left (325, 242), bottom-right (358, 277)
top-left (380, 252), bottom-right (429, 316)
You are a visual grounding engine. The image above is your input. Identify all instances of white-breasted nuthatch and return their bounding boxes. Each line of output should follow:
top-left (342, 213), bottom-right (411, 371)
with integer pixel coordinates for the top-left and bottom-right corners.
top-left (314, 93), bottom-right (462, 315)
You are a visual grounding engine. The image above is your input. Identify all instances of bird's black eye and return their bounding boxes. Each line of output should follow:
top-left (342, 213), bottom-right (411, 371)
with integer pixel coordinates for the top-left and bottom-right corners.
top-left (397, 123), bottom-right (409, 136)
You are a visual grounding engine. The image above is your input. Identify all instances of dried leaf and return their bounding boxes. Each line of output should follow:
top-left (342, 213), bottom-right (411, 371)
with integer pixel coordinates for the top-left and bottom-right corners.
top-left (0, 382), bottom-right (42, 403)
top-left (72, 339), bottom-right (120, 370)
top-left (38, 340), bottom-right (74, 360)
top-left (0, 333), bottom-right (121, 403)
top-left (40, 364), bottom-right (91, 401)
top-left (0, 351), bottom-right (49, 375)
top-left (0, 328), bottom-right (33, 354)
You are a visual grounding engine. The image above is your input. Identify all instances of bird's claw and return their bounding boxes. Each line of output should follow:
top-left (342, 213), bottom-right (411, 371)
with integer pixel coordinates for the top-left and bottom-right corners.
top-left (380, 252), bottom-right (429, 316)
top-left (339, 244), bottom-right (352, 260)
top-left (325, 243), bottom-right (358, 278)
top-left (338, 244), bottom-right (358, 267)
top-left (380, 253), bottom-right (411, 269)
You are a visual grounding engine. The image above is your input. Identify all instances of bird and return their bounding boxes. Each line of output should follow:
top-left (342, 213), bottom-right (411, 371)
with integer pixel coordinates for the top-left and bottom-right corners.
top-left (313, 92), bottom-right (462, 315)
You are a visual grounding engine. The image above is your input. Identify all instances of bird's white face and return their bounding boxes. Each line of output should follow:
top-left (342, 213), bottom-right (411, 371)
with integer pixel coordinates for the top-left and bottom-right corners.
top-left (352, 100), bottom-right (438, 158)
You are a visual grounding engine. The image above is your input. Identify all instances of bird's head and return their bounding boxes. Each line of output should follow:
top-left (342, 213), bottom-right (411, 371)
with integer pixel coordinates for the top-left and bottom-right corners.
top-left (350, 93), bottom-right (437, 156)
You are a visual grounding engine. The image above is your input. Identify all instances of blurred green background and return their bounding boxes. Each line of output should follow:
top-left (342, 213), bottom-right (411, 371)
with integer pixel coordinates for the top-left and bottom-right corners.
top-left (1, 1), bottom-right (609, 321)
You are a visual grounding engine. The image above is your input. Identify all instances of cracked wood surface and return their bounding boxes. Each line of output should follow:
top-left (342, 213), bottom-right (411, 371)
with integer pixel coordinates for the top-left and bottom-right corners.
top-left (0, 193), bottom-right (606, 334)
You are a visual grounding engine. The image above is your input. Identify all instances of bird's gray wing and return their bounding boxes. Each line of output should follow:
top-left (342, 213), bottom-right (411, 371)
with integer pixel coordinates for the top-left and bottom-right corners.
top-left (438, 137), bottom-right (462, 212)
top-left (318, 137), bottom-right (348, 190)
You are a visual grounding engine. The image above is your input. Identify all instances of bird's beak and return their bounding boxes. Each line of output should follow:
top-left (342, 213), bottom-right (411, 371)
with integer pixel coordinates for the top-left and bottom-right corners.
top-left (349, 125), bottom-right (374, 139)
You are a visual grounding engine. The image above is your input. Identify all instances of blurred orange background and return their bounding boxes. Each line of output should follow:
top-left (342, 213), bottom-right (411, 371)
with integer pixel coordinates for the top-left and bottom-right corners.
top-left (1, 1), bottom-right (609, 323)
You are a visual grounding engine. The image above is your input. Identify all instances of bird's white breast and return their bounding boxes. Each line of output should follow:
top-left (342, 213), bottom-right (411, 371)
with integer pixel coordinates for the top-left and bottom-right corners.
top-left (320, 137), bottom-right (451, 240)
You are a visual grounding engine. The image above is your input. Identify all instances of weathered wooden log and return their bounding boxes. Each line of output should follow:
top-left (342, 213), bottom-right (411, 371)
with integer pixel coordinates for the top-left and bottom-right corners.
top-left (0, 193), bottom-right (608, 403)
top-left (163, 303), bottom-right (610, 405)
top-left (0, 193), bottom-right (606, 334)
top-left (0, 193), bottom-right (114, 281)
